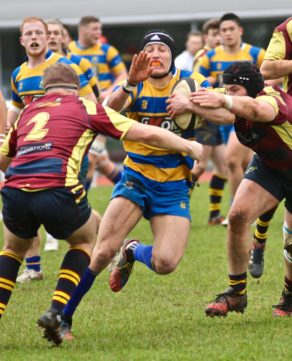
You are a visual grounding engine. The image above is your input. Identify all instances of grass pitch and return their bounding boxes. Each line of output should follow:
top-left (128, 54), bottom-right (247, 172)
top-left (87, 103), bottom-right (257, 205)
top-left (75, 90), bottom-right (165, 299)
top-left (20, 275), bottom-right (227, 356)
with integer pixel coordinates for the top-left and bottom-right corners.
top-left (0, 183), bottom-right (291, 361)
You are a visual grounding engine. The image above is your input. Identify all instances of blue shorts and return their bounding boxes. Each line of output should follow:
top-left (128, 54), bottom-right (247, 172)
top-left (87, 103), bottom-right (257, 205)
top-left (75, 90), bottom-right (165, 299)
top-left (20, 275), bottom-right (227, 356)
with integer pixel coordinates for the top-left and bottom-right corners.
top-left (112, 169), bottom-right (191, 220)
top-left (195, 121), bottom-right (224, 146)
top-left (219, 124), bottom-right (235, 144)
top-left (244, 154), bottom-right (292, 212)
top-left (1, 187), bottom-right (91, 239)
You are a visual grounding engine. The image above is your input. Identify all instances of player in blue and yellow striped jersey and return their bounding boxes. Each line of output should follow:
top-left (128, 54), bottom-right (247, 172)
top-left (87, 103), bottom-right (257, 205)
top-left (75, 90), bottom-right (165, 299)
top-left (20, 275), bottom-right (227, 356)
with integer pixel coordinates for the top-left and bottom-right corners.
top-left (47, 20), bottom-right (100, 100)
top-left (193, 18), bottom-right (227, 225)
top-left (59, 30), bottom-right (207, 338)
top-left (8, 17), bottom-right (96, 128)
top-left (68, 16), bottom-right (127, 100)
top-left (0, 63), bottom-right (202, 339)
top-left (196, 13), bottom-right (266, 226)
top-left (68, 16), bottom-right (126, 190)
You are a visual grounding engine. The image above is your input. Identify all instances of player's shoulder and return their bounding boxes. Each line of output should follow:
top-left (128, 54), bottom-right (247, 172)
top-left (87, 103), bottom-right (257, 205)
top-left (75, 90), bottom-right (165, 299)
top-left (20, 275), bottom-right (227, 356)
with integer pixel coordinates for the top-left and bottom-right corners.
top-left (11, 64), bottom-right (24, 80)
top-left (275, 17), bottom-right (292, 33)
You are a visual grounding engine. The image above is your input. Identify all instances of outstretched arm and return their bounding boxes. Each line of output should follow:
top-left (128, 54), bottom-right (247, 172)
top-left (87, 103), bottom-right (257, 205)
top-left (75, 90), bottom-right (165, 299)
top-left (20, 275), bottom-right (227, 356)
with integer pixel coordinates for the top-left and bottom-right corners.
top-left (124, 122), bottom-right (203, 161)
top-left (191, 88), bottom-right (277, 122)
top-left (166, 92), bottom-right (235, 125)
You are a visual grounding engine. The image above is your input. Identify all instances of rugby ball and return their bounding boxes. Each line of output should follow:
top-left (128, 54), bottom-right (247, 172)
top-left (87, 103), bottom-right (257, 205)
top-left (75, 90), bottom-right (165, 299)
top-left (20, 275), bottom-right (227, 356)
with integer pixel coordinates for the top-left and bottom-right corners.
top-left (171, 77), bottom-right (200, 131)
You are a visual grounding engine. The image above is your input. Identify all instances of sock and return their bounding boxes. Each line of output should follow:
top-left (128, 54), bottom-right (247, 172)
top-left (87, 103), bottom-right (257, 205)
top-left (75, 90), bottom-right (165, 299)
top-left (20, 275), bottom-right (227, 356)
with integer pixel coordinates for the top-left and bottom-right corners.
top-left (0, 250), bottom-right (22, 318)
top-left (133, 244), bottom-right (155, 271)
top-left (62, 267), bottom-right (98, 320)
top-left (254, 207), bottom-right (277, 246)
top-left (51, 248), bottom-right (90, 313)
top-left (229, 272), bottom-right (247, 295)
top-left (108, 168), bottom-right (122, 184)
top-left (284, 277), bottom-right (292, 294)
top-left (26, 256), bottom-right (41, 272)
top-left (208, 174), bottom-right (226, 220)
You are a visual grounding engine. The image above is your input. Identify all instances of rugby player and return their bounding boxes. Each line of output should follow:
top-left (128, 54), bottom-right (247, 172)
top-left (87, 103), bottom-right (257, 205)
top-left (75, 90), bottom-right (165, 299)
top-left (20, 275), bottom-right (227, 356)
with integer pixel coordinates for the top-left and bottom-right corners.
top-left (0, 63), bottom-right (203, 343)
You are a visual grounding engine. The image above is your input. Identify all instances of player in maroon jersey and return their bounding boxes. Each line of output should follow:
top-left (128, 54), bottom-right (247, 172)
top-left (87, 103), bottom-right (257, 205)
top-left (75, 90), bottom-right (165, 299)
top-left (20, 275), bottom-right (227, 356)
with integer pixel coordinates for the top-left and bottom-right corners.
top-left (168, 61), bottom-right (292, 317)
top-left (0, 63), bottom-right (202, 341)
top-left (246, 17), bottom-right (292, 277)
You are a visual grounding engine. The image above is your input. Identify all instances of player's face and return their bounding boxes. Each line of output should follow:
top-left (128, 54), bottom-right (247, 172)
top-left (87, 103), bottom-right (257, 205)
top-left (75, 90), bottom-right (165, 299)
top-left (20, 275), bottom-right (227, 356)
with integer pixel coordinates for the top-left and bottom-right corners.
top-left (47, 24), bottom-right (64, 53)
top-left (20, 21), bottom-right (48, 57)
top-left (220, 20), bottom-right (243, 48)
top-left (225, 84), bottom-right (247, 96)
top-left (81, 22), bottom-right (102, 47)
top-left (144, 43), bottom-right (171, 76)
top-left (186, 35), bottom-right (203, 56)
top-left (205, 29), bottom-right (221, 48)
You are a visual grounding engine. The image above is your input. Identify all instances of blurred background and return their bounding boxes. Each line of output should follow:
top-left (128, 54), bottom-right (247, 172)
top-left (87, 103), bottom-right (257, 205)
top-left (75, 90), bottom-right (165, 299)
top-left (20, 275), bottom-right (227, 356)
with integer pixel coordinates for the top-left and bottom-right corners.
top-left (0, 0), bottom-right (290, 165)
top-left (0, 0), bottom-right (291, 97)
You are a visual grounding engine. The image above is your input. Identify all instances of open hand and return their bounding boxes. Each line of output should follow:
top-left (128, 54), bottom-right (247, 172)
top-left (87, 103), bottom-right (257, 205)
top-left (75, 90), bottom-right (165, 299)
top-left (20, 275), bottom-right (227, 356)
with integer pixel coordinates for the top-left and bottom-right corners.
top-left (128, 51), bottom-right (153, 85)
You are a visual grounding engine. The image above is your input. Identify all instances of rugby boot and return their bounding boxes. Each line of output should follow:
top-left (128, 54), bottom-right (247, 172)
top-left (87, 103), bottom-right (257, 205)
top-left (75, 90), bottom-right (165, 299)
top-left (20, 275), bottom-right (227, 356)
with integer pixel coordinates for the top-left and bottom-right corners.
top-left (248, 243), bottom-right (265, 279)
top-left (272, 289), bottom-right (292, 317)
top-left (37, 308), bottom-right (63, 346)
top-left (109, 239), bottom-right (140, 292)
top-left (205, 287), bottom-right (247, 317)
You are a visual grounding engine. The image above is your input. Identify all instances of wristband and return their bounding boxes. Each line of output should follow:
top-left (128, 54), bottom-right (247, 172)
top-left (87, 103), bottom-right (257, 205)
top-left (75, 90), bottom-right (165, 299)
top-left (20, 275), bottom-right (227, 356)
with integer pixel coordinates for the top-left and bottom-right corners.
top-left (122, 79), bottom-right (137, 93)
top-left (223, 95), bottom-right (233, 110)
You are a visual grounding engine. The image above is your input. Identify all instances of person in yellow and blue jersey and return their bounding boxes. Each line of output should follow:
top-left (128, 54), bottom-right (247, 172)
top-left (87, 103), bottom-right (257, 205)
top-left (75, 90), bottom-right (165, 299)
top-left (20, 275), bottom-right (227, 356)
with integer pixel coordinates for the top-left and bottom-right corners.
top-left (8, 17), bottom-right (96, 129)
top-left (196, 13), bottom-right (266, 228)
top-left (68, 16), bottom-right (126, 192)
top-left (47, 20), bottom-right (100, 100)
top-left (58, 30), bottom-right (208, 341)
top-left (6, 16), bottom-right (97, 284)
top-left (68, 16), bottom-right (127, 101)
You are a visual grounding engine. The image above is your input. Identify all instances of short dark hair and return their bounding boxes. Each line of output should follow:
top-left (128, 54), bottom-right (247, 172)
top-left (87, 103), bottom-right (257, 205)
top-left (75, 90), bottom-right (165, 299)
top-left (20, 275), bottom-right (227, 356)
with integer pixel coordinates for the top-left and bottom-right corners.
top-left (79, 16), bottom-right (100, 27)
top-left (202, 18), bottom-right (220, 35)
top-left (219, 13), bottom-right (241, 27)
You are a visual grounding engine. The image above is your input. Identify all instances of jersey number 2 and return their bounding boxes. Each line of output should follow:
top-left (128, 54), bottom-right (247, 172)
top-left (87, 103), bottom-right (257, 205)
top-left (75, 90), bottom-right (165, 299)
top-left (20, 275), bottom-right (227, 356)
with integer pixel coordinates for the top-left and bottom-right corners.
top-left (24, 112), bottom-right (49, 141)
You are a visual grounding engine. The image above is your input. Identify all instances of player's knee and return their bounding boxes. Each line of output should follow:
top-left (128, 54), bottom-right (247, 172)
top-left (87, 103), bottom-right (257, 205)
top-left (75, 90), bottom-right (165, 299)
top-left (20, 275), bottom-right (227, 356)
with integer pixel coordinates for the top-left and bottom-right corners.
top-left (226, 156), bottom-right (238, 172)
top-left (228, 205), bottom-right (249, 228)
top-left (95, 242), bottom-right (117, 263)
top-left (152, 255), bottom-right (178, 275)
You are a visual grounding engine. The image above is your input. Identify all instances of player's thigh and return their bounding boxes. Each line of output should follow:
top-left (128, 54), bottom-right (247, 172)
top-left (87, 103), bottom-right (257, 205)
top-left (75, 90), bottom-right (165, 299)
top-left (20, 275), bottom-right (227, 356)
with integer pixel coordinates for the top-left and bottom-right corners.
top-left (211, 144), bottom-right (227, 175)
top-left (3, 224), bottom-right (34, 259)
top-left (150, 215), bottom-right (190, 264)
top-left (66, 209), bottom-right (98, 253)
top-left (97, 196), bottom-right (143, 245)
top-left (230, 179), bottom-right (279, 224)
top-left (226, 132), bottom-right (252, 165)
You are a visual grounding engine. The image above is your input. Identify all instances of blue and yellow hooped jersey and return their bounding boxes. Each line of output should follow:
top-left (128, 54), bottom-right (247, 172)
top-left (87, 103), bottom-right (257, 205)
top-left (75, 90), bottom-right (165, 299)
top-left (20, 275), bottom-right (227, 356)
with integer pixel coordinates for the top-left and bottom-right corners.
top-left (122, 68), bottom-right (210, 186)
top-left (68, 41), bottom-right (127, 91)
top-left (10, 50), bottom-right (93, 110)
top-left (66, 52), bottom-right (99, 93)
top-left (197, 43), bottom-right (265, 86)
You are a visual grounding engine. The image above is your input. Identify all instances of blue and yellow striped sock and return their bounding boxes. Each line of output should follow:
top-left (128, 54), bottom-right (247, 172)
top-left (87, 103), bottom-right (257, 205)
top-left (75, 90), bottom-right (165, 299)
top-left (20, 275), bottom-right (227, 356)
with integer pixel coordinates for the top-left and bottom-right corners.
top-left (51, 248), bottom-right (90, 313)
top-left (133, 244), bottom-right (155, 271)
top-left (26, 256), bottom-right (41, 272)
top-left (0, 250), bottom-right (22, 318)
